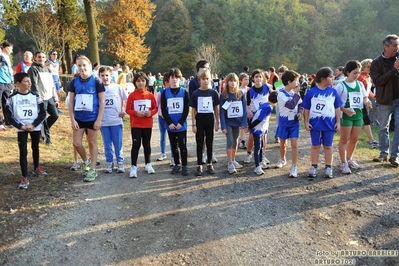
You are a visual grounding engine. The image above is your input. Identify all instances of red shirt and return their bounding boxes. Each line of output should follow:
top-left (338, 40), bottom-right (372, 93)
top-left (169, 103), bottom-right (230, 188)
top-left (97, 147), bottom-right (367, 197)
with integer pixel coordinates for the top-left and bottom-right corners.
top-left (126, 89), bottom-right (158, 128)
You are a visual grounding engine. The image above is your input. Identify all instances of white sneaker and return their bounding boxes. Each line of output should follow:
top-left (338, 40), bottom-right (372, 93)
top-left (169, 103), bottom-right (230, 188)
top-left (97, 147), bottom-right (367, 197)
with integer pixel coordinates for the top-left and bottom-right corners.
top-left (212, 152), bottom-right (218, 163)
top-left (308, 166), bottom-right (317, 178)
top-left (276, 158), bottom-right (287, 168)
top-left (202, 152), bottom-right (206, 164)
top-left (262, 154), bottom-right (270, 164)
top-left (228, 163), bottom-right (237, 174)
top-left (341, 162), bottom-right (352, 174)
top-left (289, 165), bottom-right (297, 178)
top-left (324, 167), bottom-right (333, 178)
top-left (254, 166), bottom-right (264, 175)
top-left (157, 153), bottom-right (167, 161)
top-left (0, 125), bottom-right (6, 130)
top-left (244, 153), bottom-right (252, 164)
top-left (170, 159), bottom-right (175, 167)
top-left (232, 160), bottom-right (243, 169)
top-left (70, 161), bottom-right (81, 171)
top-left (117, 162), bottom-right (125, 173)
top-left (129, 165), bottom-right (137, 178)
top-left (105, 162), bottom-right (113, 173)
top-left (347, 158), bottom-right (360, 169)
top-left (260, 160), bottom-right (269, 169)
top-left (145, 163), bottom-right (155, 174)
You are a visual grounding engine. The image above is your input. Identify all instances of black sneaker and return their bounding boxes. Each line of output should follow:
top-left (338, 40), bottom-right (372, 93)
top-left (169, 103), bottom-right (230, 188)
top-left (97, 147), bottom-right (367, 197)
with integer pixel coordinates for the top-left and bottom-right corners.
top-left (207, 164), bottom-right (215, 175)
top-left (196, 165), bottom-right (203, 176)
top-left (182, 166), bottom-right (189, 176)
top-left (171, 164), bottom-right (181, 174)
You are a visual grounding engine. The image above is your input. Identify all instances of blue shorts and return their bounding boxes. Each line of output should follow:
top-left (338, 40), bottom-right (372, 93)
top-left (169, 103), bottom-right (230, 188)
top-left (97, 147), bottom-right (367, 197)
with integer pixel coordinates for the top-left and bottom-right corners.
top-left (276, 125), bottom-right (300, 140)
top-left (310, 130), bottom-right (335, 146)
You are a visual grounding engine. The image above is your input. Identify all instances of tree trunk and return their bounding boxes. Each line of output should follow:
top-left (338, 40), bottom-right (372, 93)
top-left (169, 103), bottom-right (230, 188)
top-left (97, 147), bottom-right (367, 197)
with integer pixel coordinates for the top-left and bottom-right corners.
top-left (83, 0), bottom-right (100, 64)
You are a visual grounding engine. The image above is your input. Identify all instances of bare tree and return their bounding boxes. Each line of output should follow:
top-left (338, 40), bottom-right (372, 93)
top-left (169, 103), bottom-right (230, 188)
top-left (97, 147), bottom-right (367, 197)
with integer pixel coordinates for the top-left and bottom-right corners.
top-left (195, 43), bottom-right (221, 76)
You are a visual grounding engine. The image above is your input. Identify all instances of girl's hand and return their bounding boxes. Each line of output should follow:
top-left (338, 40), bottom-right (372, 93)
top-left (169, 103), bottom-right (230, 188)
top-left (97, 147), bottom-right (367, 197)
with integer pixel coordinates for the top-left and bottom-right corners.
top-left (344, 108), bottom-right (356, 117)
top-left (176, 123), bottom-right (182, 130)
top-left (71, 120), bottom-right (80, 131)
top-left (192, 125), bottom-right (197, 134)
top-left (222, 129), bottom-right (227, 134)
top-left (305, 122), bottom-right (312, 131)
top-left (169, 124), bottom-right (176, 130)
top-left (334, 122), bottom-right (340, 132)
top-left (118, 111), bottom-right (126, 118)
top-left (94, 120), bottom-right (102, 130)
top-left (244, 128), bottom-right (250, 133)
top-left (214, 124), bottom-right (219, 132)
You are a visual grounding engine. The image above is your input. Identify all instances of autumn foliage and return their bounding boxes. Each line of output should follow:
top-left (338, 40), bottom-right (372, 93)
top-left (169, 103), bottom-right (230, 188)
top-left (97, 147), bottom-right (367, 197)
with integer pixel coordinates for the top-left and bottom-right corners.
top-left (101, 0), bottom-right (155, 68)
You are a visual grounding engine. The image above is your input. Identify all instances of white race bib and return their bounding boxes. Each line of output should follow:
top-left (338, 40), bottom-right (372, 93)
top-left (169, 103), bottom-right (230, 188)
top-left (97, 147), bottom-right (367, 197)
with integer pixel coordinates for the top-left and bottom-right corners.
top-left (17, 103), bottom-right (38, 123)
top-left (134, 99), bottom-right (151, 112)
top-left (310, 98), bottom-right (328, 116)
top-left (167, 97), bottom-right (184, 114)
top-left (197, 96), bottom-right (213, 113)
top-left (74, 94), bottom-right (93, 112)
top-left (105, 93), bottom-right (117, 109)
top-left (227, 101), bottom-right (243, 118)
top-left (348, 92), bottom-right (363, 109)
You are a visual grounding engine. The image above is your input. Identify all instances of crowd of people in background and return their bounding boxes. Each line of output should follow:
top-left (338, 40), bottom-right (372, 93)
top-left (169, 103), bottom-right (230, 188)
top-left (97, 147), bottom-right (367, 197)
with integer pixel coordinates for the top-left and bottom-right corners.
top-left (2, 33), bottom-right (399, 189)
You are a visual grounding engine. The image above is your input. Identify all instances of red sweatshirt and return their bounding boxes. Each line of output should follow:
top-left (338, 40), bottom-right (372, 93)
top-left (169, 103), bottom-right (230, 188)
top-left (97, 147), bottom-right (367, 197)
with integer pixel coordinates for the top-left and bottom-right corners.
top-left (126, 89), bottom-right (158, 128)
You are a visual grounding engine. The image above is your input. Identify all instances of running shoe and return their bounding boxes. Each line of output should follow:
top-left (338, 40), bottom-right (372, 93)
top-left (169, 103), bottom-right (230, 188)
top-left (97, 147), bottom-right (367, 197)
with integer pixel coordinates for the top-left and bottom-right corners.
top-left (70, 161), bottom-right (81, 171)
top-left (18, 176), bottom-right (29, 189)
top-left (170, 159), bottom-right (175, 167)
top-left (244, 153), bottom-right (252, 164)
top-left (182, 166), bottom-right (189, 176)
top-left (324, 167), bottom-right (333, 178)
top-left (254, 166), bottom-right (264, 175)
top-left (211, 152), bottom-right (218, 163)
top-left (276, 158), bottom-right (287, 168)
top-left (341, 162), bottom-right (352, 174)
top-left (289, 165), bottom-right (297, 178)
top-left (33, 167), bottom-right (48, 177)
top-left (129, 165), bottom-right (137, 178)
top-left (308, 166), bottom-right (317, 178)
top-left (262, 155), bottom-right (270, 164)
top-left (347, 158), bottom-right (360, 169)
top-left (84, 168), bottom-right (98, 182)
top-left (157, 153), bottom-right (167, 161)
top-left (228, 163), bottom-right (237, 174)
top-left (369, 140), bottom-right (379, 149)
top-left (171, 164), bottom-right (182, 174)
top-left (117, 162), bottom-right (125, 173)
top-left (238, 140), bottom-right (246, 149)
top-left (196, 165), bottom-right (203, 176)
top-left (233, 160), bottom-right (243, 169)
top-left (105, 162), bottom-right (113, 173)
top-left (260, 160), bottom-right (269, 169)
top-left (145, 163), bottom-right (155, 174)
top-left (207, 164), bottom-right (215, 175)
top-left (82, 160), bottom-right (91, 176)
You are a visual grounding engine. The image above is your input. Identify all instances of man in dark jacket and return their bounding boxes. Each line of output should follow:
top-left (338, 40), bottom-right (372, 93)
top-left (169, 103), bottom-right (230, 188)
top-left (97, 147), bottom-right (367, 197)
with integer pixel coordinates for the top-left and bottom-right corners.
top-left (28, 51), bottom-right (59, 145)
top-left (370, 34), bottom-right (399, 166)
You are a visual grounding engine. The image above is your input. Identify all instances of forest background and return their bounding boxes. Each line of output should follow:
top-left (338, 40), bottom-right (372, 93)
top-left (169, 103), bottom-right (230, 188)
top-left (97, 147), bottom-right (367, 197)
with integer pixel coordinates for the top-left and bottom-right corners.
top-left (1, 0), bottom-right (398, 78)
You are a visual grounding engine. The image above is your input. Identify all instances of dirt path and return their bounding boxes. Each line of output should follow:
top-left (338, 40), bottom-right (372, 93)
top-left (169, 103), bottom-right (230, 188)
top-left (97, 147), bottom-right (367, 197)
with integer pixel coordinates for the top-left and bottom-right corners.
top-left (1, 118), bottom-right (399, 265)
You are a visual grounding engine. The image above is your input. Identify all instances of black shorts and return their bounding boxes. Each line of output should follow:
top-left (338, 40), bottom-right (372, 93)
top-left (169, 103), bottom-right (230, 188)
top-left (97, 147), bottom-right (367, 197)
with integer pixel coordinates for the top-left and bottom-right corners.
top-left (76, 120), bottom-right (95, 130)
top-left (362, 105), bottom-right (370, 126)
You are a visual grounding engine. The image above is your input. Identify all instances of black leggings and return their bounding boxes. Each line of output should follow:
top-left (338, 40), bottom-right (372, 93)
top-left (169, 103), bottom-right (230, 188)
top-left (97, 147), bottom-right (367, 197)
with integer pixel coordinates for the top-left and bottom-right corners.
top-left (18, 131), bottom-right (41, 177)
top-left (131, 128), bottom-right (152, 166)
top-left (195, 114), bottom-right (215, 165)
top-left (167, 130), bottom-right (188, 166)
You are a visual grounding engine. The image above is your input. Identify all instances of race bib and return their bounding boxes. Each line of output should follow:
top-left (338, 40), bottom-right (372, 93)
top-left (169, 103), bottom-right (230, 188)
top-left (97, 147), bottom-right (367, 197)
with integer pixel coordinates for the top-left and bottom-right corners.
top-left (134, 99), bottom-right (151, 112)
top-left (75, 94), bottom-right (93, 112)
top-left (17, 102), bottom-right (38, 123)
top-left (227, 101), bottom-right (243, 118)
top-left (167, 97), bottom-right (184, 114)
top-left (197, 96), bottom-right (213, 113)
top-left (105, 93), bottom-right (117, 109)
top-left (310, 98), bottom-right (328, 116)
top-left (287, 110), bottom-right (296, 121)
top-left (348, 92), bottom-right (363, 109)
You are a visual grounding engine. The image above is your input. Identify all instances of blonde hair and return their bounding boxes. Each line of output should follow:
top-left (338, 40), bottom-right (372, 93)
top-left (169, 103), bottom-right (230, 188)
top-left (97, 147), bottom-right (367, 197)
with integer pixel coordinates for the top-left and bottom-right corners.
top-left (360, 58), bottom-right (372, 71)
top-left (198, 68), bottom-right (211, 79)
top-left (223, 73), bottom-right (242, 100)
top-left (76, 55), bottom-right (92, 65)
